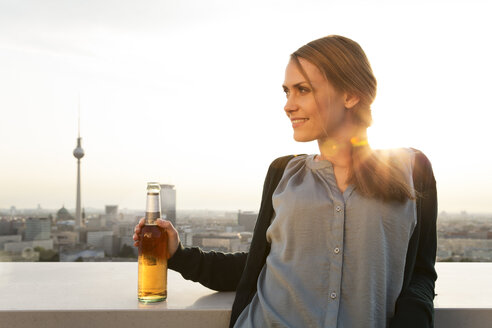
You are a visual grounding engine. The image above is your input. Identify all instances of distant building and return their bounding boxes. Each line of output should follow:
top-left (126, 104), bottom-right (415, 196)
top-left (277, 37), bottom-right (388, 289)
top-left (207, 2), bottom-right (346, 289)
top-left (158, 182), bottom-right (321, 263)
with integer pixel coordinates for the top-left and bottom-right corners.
top-left (178, 226), bottom-right (193, 247)
top-left (238, 232), bottom-right (253, 243)
top-left (86, 217), bottom-right (106, 230)
top-left (192, 232), bottom-right (241, 252)
top-left (437, 249), bottom-right (452, 261)
top-left (105, 205), bottom-right (118, 220)
top-left (225, 211), bottom-right (239, 221)
top-left (0, 235), bottom-right (22, 249)
top-left (160, 184), bottom-right (176, 226)
top-left (60, 248), bottom-right (104, 262)
top-left (464, 248), bottom-right (492, 261)
top-left (91, 205), bottom-right (120, 229)
top-left (56, 206), bottom-right (73, 221)
top-left (116, 222), bottom-right (134, 237)
top-left (24, 218), bottom-right (51, 241)
top-left (238, 210), bottom-right (257, 232)
top-left (103, 235), bottom-right (120, 257)
top-left (468, 231), bottom-right (488, 239)
top-left (21, 247), bottom-right (40, 261)
top-left (53, 231), bottom-right (79, 248)
top-left (87, 230), bottom-right (114, 248)
top-left (12, 219), bottom-right (25, 236)
top-left (0, 219), bottom-right (15, 235)
top-left (9, 206), bottom-right (16, 218)
top-left (56, 220), bottom-right (75, 232)
top-left (1, 218), bottom-right (25, 236)
top-left (4, 239), bottom-right (53, 253)
top-left (0, 247), bottom-right (40, 262)
top-left (119, 236), bottom-right (137, 256)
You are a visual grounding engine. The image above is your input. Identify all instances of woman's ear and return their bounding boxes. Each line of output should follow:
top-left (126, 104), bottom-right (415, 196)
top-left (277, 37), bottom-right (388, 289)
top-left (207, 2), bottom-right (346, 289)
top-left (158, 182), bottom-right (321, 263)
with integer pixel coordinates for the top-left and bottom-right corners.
top-left (344, 93), bottom-right (360, 110)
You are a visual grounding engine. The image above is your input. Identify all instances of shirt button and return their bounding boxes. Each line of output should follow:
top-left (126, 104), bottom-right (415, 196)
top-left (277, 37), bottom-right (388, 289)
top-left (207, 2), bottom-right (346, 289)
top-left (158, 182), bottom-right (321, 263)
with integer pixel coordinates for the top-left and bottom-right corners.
top-left (334, 247), bottom-right (340, 254)
top-left (335, 206), bottom-right (342, 212)
top-left (330, 292), bottom-right (337, 299)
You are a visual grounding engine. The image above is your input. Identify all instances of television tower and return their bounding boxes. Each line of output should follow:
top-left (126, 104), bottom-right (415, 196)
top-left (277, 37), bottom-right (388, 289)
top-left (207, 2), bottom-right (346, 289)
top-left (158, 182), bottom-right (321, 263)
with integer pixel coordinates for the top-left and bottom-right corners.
top-left (73, 98), bottom-right (85, 230)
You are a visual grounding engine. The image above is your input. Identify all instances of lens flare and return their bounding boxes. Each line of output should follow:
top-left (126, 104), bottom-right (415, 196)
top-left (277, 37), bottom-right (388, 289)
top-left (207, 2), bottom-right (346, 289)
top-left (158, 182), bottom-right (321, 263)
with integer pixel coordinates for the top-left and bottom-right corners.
top-left (350, 137), bottom-right (368, 147)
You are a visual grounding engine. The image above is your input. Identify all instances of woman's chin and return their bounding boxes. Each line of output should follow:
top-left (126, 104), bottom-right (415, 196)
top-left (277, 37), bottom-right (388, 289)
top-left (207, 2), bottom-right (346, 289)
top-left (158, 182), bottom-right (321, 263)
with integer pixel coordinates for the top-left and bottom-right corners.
top-left (293, 133), bottom-right (315, 143)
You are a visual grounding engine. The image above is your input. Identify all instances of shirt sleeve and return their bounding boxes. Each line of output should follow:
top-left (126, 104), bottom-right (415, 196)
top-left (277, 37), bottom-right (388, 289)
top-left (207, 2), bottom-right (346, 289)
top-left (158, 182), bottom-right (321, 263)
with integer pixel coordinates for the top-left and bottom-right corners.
top-left (389, 150), bottom-right (438, 327)
top-left (167, 242), bottom-right (248, 292)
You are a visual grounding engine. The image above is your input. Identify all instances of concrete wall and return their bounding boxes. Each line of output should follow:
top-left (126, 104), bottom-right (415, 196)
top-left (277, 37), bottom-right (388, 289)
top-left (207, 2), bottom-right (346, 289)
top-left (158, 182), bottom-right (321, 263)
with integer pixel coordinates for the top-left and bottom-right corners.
top-left (0, 263), bottom-right (490, 328)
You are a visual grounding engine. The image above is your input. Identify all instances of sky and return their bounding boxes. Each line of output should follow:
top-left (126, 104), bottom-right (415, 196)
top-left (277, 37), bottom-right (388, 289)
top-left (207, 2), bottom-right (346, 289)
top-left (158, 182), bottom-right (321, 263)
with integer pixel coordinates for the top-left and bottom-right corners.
top-left (1, 0), bottom-right (491, 213)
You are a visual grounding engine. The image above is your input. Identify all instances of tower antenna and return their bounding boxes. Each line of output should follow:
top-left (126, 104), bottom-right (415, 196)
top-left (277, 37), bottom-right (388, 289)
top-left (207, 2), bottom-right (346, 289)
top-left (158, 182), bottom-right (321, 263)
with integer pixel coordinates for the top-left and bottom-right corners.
top-left (78, 93), bottom-right (81, 138)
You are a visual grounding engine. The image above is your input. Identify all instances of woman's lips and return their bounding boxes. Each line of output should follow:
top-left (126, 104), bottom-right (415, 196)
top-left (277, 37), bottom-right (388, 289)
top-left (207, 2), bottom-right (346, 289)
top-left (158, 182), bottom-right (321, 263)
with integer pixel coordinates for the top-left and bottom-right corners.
top-left (291, 118), bottom-right (308, 128)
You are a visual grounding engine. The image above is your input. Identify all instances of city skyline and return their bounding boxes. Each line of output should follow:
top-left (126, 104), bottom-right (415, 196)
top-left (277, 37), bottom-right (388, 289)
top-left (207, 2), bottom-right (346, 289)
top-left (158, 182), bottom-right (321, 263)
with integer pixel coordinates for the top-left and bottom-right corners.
top-left (1, 0), bottom-right (492, 212)
top-left (3, 205), bottom-right (492, 218)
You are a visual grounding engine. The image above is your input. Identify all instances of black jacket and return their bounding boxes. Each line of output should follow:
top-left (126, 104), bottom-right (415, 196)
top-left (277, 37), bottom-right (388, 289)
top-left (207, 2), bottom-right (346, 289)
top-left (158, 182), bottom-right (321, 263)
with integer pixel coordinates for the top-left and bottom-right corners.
top-left (168, 150), bottom-right (438, 328)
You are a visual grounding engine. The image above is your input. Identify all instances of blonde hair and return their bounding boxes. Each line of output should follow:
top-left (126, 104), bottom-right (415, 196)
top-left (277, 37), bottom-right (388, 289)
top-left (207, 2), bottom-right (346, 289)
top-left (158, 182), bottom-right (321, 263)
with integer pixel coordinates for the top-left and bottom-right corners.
top-left (292, 35), bottom-right (414, 202)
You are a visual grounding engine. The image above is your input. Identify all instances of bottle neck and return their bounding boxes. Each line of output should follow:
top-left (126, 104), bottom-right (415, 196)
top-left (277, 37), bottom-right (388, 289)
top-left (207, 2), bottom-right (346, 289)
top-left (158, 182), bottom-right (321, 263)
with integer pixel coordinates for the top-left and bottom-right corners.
top-left (145, 192), bottom-right (161, 225)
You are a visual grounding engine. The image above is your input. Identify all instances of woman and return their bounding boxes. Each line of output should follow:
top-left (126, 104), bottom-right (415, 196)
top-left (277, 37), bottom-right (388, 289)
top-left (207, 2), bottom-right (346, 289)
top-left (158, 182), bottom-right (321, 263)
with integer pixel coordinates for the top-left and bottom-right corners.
top-left (133, 35), bottom-right (437, 328)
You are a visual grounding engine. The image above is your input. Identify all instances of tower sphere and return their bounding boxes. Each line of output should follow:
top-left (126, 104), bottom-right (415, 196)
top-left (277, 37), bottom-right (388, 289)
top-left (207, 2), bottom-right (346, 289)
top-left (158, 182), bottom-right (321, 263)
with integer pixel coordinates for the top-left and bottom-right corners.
top-left (73, 147), bottom-right (85, 159)
top-left (73, 137), bottom-right (85, 159)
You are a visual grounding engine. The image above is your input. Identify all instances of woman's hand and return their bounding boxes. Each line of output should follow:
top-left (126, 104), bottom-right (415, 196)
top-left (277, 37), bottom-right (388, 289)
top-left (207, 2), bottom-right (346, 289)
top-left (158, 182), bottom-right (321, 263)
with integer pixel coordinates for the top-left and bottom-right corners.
top-left (133, 218), bottom-right (181, 259)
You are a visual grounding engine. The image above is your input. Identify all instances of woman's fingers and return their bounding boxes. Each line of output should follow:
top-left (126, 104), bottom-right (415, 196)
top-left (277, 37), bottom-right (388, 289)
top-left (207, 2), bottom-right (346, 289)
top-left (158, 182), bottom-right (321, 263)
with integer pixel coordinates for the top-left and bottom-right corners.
top-left (156, 219), bottom-right (180, 258)
top-left (132, 217), bottom-right (146, 246)
top-left (133, 218), bottom-right (180, 257)
top-left (135, 217), bottom-right (145, 234)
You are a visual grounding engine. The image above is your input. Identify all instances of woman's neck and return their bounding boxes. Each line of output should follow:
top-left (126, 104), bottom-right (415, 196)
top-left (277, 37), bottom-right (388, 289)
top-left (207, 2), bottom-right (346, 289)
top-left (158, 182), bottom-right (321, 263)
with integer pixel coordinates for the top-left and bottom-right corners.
top-left (316, 138), bottom-right (352, 168)
top-left (316, 128), bottom-right (367, 168)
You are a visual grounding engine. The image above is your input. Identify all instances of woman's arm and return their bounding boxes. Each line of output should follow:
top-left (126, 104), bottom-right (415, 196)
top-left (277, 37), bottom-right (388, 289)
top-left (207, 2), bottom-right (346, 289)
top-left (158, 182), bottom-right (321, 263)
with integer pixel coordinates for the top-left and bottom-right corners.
top-left (133, 214), bottom-right (247, 292)
top-left (167, 242), bottom-right (247, 292)
top-left (389, 150), bottom-right (438, 327)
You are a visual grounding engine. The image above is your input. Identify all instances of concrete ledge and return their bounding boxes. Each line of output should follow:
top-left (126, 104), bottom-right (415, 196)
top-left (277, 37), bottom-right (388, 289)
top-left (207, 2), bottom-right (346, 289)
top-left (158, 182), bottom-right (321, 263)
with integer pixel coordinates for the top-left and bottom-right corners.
top-left (435, 309), bottom-right (492, 328)
top-left (0, 311), bottom-right (231, 328)
top-left (433, 263), bottom-right (492, 328)
top-left (0, 262), bottom-right (490, 328)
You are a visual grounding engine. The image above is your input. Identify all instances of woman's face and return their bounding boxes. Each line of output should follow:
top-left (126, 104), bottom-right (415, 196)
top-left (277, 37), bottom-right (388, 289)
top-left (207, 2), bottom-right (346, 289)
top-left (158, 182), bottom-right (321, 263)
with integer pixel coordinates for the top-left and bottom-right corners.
top-left (282, 57), bottom-right (353, 143)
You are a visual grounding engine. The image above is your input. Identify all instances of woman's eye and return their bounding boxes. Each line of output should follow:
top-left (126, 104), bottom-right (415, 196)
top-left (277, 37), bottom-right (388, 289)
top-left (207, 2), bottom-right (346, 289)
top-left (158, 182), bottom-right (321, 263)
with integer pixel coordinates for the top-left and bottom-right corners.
top-left (283, 87), bottom-right (309, 97)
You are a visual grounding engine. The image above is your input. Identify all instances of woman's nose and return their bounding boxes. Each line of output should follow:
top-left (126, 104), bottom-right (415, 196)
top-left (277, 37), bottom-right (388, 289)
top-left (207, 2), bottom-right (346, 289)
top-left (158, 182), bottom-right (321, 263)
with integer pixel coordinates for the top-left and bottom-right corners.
top-left (284, 95), bottom-right (298, 114)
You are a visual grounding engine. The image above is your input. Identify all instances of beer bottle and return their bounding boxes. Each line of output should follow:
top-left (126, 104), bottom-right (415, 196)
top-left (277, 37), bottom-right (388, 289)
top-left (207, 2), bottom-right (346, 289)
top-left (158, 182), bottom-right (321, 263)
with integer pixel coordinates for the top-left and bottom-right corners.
top-left (138, 182), bottom-right (168, 302)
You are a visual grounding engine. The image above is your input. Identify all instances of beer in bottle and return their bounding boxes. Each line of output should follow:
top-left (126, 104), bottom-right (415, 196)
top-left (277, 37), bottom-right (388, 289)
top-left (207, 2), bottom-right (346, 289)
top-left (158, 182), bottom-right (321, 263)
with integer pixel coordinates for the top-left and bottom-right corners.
top-left (138, 182), bottom-right (168, 302)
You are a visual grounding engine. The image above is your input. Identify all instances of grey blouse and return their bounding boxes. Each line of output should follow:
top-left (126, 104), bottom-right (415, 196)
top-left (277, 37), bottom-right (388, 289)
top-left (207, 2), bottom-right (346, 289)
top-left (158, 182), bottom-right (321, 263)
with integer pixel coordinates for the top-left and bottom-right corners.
top-left (234, 149), bottom-right (417, 328)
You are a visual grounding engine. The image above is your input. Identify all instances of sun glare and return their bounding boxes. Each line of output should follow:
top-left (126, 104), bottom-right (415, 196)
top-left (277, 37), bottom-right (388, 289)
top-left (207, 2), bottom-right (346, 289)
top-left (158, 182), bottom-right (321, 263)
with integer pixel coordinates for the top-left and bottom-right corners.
top-left (367, 124), bottom-right (409, 151)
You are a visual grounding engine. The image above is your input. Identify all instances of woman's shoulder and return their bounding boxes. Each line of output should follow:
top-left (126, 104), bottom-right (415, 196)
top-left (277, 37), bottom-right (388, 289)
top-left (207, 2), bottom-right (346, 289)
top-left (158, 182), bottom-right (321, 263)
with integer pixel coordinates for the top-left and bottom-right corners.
top-left (373, 147), bottom-right (432, 167)
top-left (373, 146), bottom-right (415, 156)
top-left (386, 147), bottom-right (434, 173)
top-left (374, 147), bottom-right (431, 159)
top-left (268, 154), bottom-right (308, 169)
top-left (373, 147), bottom-right (435, 186)
top-left (263, 154), bottom-right (309, 183)
top-left (406, 148), bottom-right (436, 187)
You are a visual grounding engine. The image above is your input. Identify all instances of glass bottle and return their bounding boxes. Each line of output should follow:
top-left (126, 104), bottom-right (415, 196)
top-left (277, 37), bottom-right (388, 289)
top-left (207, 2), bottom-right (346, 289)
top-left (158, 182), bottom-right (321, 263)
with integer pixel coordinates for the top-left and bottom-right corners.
top-left (138, 182), bottom-right (168, 303)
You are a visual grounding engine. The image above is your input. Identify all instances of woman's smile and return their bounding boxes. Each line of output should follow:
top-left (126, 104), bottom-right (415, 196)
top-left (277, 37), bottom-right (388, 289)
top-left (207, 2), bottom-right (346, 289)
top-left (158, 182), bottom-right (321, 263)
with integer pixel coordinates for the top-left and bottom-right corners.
top-left (291, 117), bottom-right (309, 128)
